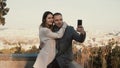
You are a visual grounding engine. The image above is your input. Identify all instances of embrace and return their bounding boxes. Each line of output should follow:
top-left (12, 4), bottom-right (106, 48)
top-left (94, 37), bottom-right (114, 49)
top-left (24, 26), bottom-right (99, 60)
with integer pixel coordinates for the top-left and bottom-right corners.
top-left (33, 11), bottom-right (86, 68)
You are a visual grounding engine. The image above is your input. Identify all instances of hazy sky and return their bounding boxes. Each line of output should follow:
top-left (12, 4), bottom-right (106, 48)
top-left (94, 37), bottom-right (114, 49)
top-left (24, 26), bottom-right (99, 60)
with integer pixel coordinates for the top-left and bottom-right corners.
top-left (3, 0), bottom-right (120, 32)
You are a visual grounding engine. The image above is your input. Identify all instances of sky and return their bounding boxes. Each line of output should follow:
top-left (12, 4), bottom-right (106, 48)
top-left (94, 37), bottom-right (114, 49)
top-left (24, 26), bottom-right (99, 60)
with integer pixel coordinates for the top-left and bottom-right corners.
top-left (3, 0), bottom-right (120, 32)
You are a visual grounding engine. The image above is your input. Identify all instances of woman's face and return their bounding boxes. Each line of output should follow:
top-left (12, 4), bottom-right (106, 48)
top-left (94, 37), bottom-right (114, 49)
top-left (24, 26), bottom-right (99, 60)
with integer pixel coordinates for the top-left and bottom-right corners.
top-left (46, 14), bottom-right (53, 26)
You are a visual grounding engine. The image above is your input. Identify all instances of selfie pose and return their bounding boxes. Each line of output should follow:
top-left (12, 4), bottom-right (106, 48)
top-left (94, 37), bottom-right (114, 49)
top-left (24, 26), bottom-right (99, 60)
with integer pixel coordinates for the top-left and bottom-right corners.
top-left (33, 11), bottom-right (67, 68)
top-left (47, 13), bottom-right (86, 68)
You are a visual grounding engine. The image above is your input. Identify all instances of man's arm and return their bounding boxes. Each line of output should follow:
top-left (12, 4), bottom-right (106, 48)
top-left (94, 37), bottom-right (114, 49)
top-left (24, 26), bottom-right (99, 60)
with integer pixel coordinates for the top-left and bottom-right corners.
top-left (71, 26), bottom-right (86, 43)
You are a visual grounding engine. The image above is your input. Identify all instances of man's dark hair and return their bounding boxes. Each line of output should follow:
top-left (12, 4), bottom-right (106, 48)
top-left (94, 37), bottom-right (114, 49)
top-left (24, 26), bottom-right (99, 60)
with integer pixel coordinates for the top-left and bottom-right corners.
top-left (53, 12), bottom-right (62, 17)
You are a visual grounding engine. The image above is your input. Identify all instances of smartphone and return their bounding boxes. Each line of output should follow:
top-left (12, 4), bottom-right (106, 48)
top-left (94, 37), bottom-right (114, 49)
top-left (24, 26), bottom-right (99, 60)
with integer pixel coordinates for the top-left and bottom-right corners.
top-left (77, 19), bottom-right (82, 27)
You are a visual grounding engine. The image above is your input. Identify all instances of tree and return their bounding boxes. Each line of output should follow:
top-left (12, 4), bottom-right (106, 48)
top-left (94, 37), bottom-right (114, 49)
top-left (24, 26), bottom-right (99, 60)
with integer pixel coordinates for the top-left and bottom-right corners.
top-left (0, 0), bottom-right (9, 26)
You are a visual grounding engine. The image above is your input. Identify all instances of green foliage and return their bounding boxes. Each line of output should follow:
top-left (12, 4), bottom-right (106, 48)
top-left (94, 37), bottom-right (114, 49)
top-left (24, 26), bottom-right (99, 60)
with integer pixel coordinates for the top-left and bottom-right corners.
top-left (74, 38), bottom-right (120, 68)
top-left (0, 0), bottom-right (9, 25)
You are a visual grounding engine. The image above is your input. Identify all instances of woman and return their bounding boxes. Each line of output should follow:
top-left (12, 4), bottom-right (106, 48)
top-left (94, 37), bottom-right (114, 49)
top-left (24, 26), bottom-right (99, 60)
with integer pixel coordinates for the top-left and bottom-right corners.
top-left (33, 11), bottom-right (67, 68)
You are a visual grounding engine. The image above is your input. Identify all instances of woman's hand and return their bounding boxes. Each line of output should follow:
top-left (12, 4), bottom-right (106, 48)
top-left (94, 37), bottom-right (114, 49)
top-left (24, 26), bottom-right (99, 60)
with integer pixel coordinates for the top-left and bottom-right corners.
top-left (39, 42), bottom-right (44, 49)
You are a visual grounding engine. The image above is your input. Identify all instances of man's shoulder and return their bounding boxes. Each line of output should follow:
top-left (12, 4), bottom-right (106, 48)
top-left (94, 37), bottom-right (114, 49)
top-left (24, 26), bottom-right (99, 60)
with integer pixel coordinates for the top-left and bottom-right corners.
top-left (66, 25), bottom-right (74, 30)
top-left (64, 26), bottom-right (75, 35)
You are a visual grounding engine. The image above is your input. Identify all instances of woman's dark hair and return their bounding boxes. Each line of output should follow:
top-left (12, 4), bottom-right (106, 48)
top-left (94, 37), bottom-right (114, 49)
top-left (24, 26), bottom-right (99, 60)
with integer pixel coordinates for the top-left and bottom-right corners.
top-left (41, 11), bottom-right (53, 27)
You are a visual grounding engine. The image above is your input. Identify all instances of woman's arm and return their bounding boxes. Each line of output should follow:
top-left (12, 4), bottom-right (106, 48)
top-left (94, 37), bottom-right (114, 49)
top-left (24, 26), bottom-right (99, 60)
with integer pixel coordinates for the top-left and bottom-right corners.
top-left (43, 22), bottom-right (67, 39)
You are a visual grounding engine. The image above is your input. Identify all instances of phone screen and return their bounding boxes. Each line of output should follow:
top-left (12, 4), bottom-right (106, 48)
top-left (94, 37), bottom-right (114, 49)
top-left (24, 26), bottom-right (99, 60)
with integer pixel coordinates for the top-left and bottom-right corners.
top-left (78, 19), bottom-right (82, 26)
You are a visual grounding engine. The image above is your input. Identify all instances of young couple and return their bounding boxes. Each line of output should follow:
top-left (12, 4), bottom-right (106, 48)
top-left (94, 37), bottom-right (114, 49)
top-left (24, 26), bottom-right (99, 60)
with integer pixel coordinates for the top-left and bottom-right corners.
top-left (33, 11), bottom-right (86, 68)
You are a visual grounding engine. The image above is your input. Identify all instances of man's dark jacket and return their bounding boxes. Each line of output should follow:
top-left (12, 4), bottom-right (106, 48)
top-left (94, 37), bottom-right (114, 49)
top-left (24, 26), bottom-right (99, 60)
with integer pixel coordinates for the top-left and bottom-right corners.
top-left (50, 25), bottom-right (86, 68)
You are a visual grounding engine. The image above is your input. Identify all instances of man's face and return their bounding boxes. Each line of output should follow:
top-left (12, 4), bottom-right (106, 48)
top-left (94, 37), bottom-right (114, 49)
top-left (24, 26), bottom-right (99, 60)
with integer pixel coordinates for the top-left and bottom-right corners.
top-left (53, 15), bottom-right (63, 28)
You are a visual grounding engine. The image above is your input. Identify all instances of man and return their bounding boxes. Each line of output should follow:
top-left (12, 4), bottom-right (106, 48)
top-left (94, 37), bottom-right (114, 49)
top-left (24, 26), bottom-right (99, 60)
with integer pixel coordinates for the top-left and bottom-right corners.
top-left (47, 13), bottom-right (86, 68)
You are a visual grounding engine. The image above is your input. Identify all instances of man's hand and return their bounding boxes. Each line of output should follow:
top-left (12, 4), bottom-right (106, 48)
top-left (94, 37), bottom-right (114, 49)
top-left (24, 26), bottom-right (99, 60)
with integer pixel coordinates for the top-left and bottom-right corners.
top-left (76, 25), bottom-right (86, 35)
